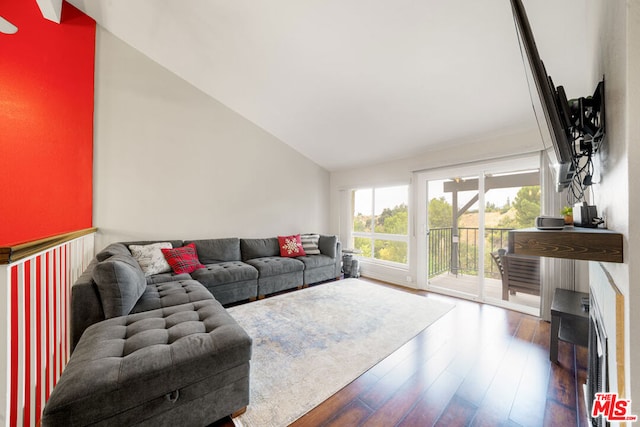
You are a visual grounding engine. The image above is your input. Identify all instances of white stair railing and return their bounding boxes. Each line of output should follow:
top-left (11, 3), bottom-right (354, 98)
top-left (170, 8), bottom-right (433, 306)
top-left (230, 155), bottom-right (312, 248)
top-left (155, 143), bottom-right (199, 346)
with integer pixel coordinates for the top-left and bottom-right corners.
top-left (0, 230), bottom-right (95, 427)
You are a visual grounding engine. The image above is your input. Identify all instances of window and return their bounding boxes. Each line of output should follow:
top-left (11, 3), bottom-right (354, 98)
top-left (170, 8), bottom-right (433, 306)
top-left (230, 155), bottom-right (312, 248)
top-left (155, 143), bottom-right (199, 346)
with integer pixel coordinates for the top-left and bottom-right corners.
top-left (352, 185), bottom-right (409, 264)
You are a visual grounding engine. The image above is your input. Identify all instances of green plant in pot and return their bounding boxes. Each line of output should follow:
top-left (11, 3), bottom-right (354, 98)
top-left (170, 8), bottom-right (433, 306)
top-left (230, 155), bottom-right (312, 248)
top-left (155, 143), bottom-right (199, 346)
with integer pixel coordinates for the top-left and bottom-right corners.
top-left (561, 206), bottom-right (573, 225)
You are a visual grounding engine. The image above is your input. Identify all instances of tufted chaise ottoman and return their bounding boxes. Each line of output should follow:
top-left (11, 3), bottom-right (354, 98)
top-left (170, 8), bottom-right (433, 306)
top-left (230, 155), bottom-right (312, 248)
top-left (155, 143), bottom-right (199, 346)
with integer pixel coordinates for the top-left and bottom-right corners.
top-left (42, 299), bottom-right (252, 426)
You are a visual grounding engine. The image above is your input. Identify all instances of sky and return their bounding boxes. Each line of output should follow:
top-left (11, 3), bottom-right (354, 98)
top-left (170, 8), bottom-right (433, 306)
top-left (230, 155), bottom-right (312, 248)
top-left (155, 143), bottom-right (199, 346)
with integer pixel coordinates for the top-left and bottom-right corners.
top-left (354, 185), bottom-right (407, 215)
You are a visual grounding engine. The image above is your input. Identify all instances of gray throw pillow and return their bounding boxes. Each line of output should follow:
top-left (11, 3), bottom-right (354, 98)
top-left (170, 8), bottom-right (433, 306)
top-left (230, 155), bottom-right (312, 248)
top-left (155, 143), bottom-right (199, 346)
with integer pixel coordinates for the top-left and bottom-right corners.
top-left (318, 235), bottom-right (338, 258)
top-left (92, 254), bottom-right (146, 318)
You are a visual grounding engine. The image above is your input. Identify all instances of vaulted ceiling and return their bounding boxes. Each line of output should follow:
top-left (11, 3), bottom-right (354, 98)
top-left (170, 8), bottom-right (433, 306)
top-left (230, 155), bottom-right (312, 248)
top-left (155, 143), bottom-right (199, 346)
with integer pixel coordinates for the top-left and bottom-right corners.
top-left (67, 0), bottom-right (590, 171)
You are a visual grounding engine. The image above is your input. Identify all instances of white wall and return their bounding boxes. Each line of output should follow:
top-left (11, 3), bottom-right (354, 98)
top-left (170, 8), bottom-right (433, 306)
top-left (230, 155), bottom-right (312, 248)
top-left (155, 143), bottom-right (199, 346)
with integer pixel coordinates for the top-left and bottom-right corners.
top-left (628, 2), bottom-right (640, 410)
top-left (628, 2), bottom-right (640, 413)
top-left (92, 28), bottom-right (330, 250)
top-left (587, 0), bottom-right (639, 408)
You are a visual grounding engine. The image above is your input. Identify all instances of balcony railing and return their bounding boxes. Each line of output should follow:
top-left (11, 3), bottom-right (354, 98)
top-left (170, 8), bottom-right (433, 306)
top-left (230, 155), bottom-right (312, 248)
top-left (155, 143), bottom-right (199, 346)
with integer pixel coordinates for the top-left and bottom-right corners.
top-left (428, 227), bottom-right (513, 279)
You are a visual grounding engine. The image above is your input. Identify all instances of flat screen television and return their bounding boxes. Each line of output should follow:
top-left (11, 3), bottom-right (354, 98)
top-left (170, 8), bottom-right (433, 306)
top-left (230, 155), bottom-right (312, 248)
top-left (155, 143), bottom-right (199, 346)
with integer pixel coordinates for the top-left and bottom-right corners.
top-left (510, 0), bottom-right (575, 191)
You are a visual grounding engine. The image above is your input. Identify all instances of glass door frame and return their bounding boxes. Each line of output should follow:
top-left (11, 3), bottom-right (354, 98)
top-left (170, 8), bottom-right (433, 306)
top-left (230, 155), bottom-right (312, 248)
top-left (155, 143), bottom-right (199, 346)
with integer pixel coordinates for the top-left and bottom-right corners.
top-left (415, 154), bottom-right (540, 313)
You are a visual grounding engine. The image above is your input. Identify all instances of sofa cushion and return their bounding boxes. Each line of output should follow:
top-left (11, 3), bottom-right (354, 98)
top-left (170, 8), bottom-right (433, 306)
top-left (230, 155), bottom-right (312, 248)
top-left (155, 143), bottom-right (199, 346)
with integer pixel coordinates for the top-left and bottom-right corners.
top-left (186, 238), bottom-right (241, 264)
top-left (162, 243), bottom-right (206, 274)
top-left (130, 279), bottom-right (214, 314)
top-left (240, 238), bottom-right (279, 261)
top-left (146, 272), bottom-right (192, 285)
top-left (92, 254), bottom-right (147, 318)
top-left (245, 257), bottom-right (304, 277)
top-left (301, 234), bottom-right (321, 255)
top-left (129, 242), bottom-right (173, 276)
top-left (278, 234), bottom-right (306, 257)
top-left (191, 261), bottom-right (258, 286)
top-left (95, 243), bottom-right (131, 262)
top-left (297, 254), bottom-right (336, 269)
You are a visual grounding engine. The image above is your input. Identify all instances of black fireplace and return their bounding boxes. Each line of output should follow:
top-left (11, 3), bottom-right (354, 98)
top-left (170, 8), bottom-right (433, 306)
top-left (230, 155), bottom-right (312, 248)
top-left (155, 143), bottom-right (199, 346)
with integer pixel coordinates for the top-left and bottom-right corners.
top-left (586, 294), bottom-right (609, 427)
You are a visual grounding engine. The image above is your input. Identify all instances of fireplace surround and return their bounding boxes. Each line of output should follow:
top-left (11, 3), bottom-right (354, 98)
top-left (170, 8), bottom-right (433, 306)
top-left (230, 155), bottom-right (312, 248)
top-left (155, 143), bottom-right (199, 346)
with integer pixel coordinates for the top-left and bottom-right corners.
top-left (586, 262), bottom-right (625, 426)
top-left (586, 291), bottom-right (609, 426)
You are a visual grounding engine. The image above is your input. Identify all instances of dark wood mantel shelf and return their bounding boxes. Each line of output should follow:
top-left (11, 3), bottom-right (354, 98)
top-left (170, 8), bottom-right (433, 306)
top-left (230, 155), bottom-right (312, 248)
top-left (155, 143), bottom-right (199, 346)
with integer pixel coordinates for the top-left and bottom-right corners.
top-left (508, 226), bottom-right (623, 263)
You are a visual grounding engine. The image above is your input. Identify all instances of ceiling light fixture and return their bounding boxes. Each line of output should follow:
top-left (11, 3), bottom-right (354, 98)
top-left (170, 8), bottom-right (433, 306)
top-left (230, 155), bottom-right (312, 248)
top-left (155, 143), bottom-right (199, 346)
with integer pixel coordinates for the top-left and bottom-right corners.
top-left (0, 16), bottom-right (18, 34)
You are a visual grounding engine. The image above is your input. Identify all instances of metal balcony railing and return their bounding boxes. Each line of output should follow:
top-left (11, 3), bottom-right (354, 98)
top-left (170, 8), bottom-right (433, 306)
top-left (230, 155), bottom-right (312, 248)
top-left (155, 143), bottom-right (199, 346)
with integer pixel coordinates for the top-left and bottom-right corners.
top-left (428, 227), bottom-right (513, 278)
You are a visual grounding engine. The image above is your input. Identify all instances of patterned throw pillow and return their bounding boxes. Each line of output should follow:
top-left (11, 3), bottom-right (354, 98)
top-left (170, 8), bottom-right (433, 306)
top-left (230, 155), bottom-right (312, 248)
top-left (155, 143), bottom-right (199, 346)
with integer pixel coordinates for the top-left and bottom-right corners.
top-left (161, 243), bottom-right (206, 274)
top-left (300, 234), bottom-right (321, 255)
top-left (278, 234), bottom-right (307, 257)
top-left (129, 242), bottom-right (173, 276)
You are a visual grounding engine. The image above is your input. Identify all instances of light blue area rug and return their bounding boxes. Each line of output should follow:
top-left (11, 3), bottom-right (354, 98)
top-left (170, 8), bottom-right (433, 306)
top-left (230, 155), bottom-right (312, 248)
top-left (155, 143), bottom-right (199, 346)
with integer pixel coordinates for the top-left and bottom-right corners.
top-left (228, 278), bottom-right (454, 427)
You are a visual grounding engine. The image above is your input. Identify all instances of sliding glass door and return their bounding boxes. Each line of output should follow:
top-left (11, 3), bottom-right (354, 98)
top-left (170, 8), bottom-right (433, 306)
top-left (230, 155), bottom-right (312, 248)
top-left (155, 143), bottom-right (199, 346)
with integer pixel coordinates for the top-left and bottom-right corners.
top-left (416, 156), bottom-right (542, 314)
top-left (425, 176), bottom-right (481, 299)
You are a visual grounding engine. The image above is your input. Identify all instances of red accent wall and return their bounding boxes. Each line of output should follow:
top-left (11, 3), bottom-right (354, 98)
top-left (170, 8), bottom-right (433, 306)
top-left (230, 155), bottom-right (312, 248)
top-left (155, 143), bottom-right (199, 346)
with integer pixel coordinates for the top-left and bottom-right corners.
top-left (0, 2), bottom-right (95, 246)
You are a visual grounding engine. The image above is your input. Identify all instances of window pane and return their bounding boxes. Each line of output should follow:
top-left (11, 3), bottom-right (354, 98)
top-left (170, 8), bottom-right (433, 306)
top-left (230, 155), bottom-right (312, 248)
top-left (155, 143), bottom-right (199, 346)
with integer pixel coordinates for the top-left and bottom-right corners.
top-left (374, 186), bottom-right (408, 235)
top-left (353, 189), bottom-right (373, 232)
top-left (485, 182), bottom-right (540, 280)
top-left (374, 239), bottom-right (407, 263)
top-left (354, 237), bottom-right (372, 257)
top-left (454, 176), bottom-right (480, 275)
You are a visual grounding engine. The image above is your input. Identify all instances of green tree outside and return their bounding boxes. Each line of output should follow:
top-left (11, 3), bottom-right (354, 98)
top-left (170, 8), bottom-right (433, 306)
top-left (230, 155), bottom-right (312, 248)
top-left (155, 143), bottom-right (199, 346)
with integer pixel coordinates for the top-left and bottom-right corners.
top-left (497, 186), bottom-right (540, 229)
top-left (354, 203), bottom-right (408, 264)
top-left (428, 197), bottom-right (453, 228)
top-left (375, 204), bottom-right (408, 234)
top-left (512, 186), bottom-right (540, 227)
top-left (353, 185), bottom-right (540, 270)
top-left (353, 213), bottom-right (372, 232)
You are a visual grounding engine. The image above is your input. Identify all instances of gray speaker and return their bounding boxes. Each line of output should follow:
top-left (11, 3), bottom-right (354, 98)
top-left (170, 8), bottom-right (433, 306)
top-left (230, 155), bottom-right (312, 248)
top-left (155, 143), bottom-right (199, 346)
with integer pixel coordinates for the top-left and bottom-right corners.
top-left (535, 216), bottom-right (565, 230)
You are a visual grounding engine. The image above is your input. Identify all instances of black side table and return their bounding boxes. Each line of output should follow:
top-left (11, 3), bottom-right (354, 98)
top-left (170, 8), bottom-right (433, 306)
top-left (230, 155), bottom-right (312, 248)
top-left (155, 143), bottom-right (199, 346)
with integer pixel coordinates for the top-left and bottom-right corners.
top-left (550, 288), bottom-right (589, 363)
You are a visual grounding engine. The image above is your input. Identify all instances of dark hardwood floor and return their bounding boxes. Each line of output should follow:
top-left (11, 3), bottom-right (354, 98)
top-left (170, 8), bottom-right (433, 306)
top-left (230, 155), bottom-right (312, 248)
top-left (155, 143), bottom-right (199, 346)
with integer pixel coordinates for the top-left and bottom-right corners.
top-left (213, 279), bottom-right (589, 427)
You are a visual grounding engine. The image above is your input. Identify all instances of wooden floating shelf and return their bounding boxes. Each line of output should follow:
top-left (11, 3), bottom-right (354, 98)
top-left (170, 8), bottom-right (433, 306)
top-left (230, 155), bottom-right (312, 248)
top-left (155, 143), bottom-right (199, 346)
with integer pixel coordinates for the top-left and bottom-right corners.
top-left (508, 226), bottom-right (623, 263)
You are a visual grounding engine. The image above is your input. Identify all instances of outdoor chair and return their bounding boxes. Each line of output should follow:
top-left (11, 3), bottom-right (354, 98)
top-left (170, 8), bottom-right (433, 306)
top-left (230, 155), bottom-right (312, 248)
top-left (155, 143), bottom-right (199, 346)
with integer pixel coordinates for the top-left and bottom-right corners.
top-left (491, 248), bottom-right (540, 300)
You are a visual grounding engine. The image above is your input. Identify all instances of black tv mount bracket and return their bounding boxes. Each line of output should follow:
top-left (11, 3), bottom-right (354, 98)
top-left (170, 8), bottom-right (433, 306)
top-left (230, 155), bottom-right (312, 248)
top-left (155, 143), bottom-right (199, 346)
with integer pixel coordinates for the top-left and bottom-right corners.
top-left (570, 79), bottom-right (605, 154)
top-left (566, 79), bottom-right (605, 194)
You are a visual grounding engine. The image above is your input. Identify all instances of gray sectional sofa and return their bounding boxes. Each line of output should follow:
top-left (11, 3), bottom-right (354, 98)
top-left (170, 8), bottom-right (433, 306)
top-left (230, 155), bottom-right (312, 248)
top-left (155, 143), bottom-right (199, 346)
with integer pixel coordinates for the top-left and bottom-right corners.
top-left (43, 234), bottom-right (341, 426)
top-left (71, 235), bottom-right (341, 349)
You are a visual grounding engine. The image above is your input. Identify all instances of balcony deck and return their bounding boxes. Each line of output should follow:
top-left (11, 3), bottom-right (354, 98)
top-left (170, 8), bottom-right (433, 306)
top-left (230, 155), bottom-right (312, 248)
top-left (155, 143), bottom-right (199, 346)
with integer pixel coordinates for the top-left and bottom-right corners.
top-left (428, 273), bottom-right (540, 310)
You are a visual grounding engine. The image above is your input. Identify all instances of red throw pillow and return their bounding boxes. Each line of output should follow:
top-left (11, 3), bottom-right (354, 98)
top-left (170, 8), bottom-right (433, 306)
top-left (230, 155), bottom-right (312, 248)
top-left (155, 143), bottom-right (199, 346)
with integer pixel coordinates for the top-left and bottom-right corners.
top-left (161, 243), bottom-right (206, 274)
top-left (278, 234), bottom-right (306, 257)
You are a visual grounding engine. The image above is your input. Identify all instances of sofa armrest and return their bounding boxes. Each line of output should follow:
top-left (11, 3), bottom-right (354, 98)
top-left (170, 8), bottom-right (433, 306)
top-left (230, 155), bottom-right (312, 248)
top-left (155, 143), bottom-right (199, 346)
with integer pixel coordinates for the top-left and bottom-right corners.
top-left (70, 260), bottom-right (105, 352)
top-left (334, 240), bottom-right (342, 277)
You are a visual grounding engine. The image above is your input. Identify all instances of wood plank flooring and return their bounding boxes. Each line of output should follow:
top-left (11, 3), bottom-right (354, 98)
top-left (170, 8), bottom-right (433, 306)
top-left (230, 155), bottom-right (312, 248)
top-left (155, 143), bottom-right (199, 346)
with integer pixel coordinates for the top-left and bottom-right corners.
top-left (212, 279), bottom-right (588, 427)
